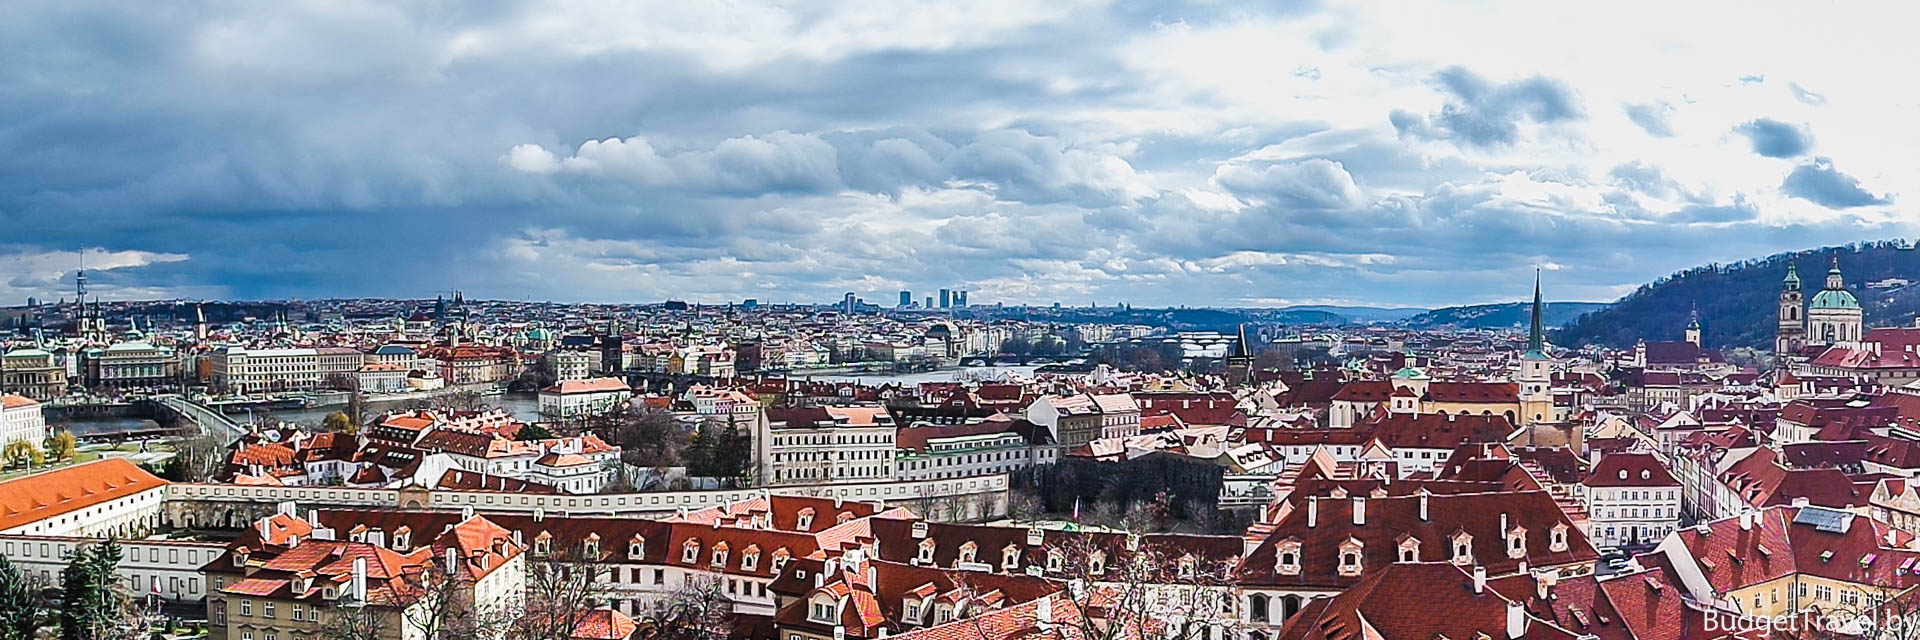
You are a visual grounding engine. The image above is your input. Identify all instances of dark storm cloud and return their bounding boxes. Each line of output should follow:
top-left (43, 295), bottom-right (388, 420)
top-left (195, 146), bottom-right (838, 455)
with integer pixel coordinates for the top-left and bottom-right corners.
top-left (0, 1), bottom-right (1905, 308)
top-left (1735, 118), bottom-right (1813, 158)
top-left (1390, 66), bottom-right (1583, 147)
top-left (1782, 158), bottom-right (1890, 208)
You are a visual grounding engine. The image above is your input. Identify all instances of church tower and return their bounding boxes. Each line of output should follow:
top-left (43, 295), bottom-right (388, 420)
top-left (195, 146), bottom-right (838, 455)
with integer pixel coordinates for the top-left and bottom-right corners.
top-left (1516, 272), bottom-right (1553, 426)
top-left (1225, 323), bottom-right (1255, 386)
top-left (1806, 257), bottom-right (1863, 347)
top-left (1684, 305), bottom-right (1701, 347)
top-left (194, 303), bottom-right (208, 342)
top-left (1777, 263), bottom-right (1805, 355)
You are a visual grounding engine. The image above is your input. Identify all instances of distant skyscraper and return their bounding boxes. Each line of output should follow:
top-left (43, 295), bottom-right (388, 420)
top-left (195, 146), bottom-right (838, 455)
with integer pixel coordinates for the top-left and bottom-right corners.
top-left (899, 290), bottom-right (912, 308)
top-left (939, 289), bottom-right (950, 308)
top-left (925, 296), bottom-right (934, 309)
top-left (742, 298), bottom-right (758, 310)
top-left (956, 290), bottom-right (968, 307)
top-left (843, 292), bottom-right (857, 315)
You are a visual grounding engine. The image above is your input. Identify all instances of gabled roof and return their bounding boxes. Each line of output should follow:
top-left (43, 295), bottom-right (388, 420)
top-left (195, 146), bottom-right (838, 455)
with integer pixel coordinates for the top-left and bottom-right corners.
top-left (0, 459), bottom-right (167, 532)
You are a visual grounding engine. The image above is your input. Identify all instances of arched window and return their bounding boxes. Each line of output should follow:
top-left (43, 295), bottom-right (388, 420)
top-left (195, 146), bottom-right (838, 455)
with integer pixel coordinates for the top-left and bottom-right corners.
top-left (1248, 594), bottom-right (1270, 623)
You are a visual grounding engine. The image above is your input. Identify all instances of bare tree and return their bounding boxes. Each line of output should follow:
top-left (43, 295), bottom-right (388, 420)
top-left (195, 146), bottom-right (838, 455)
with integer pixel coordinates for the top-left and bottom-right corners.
top-left (320, 603), bottom-right (391, 640)
top-left (1043, 533), bottom-right (1242, 640)
top-left (638, 575), bottom-right (734, 640)
top-left (1799, 568), bottom-right (1920, 640)
top-left (513, 547), bottom-right (617, 640)
top-left (165, 427), bottom-right (226, 482)
top-left (394, 561), bottom-right (511, 640)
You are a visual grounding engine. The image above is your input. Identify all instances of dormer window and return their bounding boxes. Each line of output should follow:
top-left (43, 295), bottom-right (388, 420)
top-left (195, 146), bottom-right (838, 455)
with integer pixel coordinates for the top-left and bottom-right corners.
top-left (1506, 527), bottom-right (1527, 560)
top-left (393, 528), bottom-right (411, 552)
top-left (837, 512), bottom-right (854, 525)
top-left (710, 542), bottom-right (730, 567)
top-left (796, 509), bottom-right (816, 530)
top-left (808, 595), bottom-right (838, 624)
top-left (904, 598), bottom-right (924, 623)
top-left (628, 536), bottom-right (646, 560)
top-left (1550, 524), bottom-right (1569, 553)
top-left (1398, 537), bottom-right (1420, 562)
top-left (1451, 533), bottom-right (1474, 565)
top-left (1179, 555), bottom-right (1197, 578)
top-left (917, 539), bottom-right (937, 565)
top-left (233, 548), bottom-right (250, 567)
top-left (1047, 550), bottom-right (1064, 572)
top-left (958, 542), bottom-right (978, 565)
top-left (582, 534), bottom-right (600, 559)
top-left (533, 532), bottom-right (552, 558)
top-left (1001, 544), bottom-right (1021, 571)
top-left (682, 540), bottom-right (700, 564)
top-left (1277, 539), bottom-right (1302, 576)
top-left (1090, 550), bottom-right (1107, 576)
top-left (741, 545), bottom-right (761, 572)
top-left (772, 547), bottom-right (791, 571)
top-left (1338, 538), bottom-right (1364, 577)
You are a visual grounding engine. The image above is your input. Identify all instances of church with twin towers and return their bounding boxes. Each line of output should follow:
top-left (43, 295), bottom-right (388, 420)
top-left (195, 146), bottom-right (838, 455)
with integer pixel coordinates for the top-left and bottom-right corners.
top-left (1777, 257), bottom-right (1864, 355)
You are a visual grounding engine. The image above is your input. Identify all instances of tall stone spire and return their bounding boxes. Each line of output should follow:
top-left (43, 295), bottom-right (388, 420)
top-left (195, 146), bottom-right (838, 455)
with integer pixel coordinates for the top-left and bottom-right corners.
top-left (1526, 270), bottom-right (1545, 357)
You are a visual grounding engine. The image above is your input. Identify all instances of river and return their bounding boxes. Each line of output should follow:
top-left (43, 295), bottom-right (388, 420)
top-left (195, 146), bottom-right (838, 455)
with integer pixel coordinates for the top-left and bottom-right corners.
top-left (56, 367), bottom-right (1038, 436)
top-left (56, 392), bottom-right (545, 437)
top-left (793, 365), bottom-right (1041, 385)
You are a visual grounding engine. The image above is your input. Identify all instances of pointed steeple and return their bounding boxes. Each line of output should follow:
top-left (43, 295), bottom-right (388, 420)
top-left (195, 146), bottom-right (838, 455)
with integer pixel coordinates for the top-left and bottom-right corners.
top-left (1233, 323), bottom-right (1252, 358)
top-left (1526, 270), bottom-right (1545, 358)
top-left (1687, 304), bottom-right (1700, 329)
top-left (1783, 262), bottom-right (1801, 291)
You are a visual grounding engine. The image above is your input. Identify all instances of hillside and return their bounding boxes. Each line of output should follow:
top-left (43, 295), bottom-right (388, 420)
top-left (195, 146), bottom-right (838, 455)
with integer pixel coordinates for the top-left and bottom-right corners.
top-left (1276, 305), bottom-right (1428, 323)
top-left (1398, 301), bottom-right (1609, 330)
top-left (1555, 240), bottom-right (1920, 349)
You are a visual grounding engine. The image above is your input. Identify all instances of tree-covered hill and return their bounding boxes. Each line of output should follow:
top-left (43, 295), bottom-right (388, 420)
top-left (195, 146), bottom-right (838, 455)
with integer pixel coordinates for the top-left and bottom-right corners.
top-left (1398, 301), bottom-right (1609, 330)
top-left (1555, 239), bottom-right (1920, 349)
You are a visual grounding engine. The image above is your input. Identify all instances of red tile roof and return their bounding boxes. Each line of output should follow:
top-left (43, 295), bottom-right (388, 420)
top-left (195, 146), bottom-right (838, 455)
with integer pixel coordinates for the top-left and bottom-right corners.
top-left (0, 458), bottom-right (167, 531)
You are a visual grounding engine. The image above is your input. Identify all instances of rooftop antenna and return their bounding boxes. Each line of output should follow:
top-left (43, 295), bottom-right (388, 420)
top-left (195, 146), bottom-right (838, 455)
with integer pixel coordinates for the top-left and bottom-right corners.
top-left (75, 247), bottom-right (88, 302)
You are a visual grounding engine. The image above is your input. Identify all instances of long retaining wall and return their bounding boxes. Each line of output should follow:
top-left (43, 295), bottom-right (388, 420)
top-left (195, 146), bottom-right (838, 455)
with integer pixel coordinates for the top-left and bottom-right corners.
top-left (164, 474), bottom-right (1010, 526)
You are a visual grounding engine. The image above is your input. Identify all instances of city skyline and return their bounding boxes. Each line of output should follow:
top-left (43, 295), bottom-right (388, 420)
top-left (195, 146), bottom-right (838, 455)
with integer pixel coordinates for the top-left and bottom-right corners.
top-left (7, 2), bottom-right (1916, 308)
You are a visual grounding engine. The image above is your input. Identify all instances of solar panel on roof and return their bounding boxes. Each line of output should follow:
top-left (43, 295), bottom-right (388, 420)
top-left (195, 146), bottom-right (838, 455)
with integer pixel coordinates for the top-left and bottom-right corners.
top-left (1793, 507), bottom-right (1853, 533)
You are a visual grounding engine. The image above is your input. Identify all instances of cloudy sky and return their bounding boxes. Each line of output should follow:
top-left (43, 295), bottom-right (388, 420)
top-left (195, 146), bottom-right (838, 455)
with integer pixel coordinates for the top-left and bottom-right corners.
top-left (4, 1), bottom-right (1915, 308)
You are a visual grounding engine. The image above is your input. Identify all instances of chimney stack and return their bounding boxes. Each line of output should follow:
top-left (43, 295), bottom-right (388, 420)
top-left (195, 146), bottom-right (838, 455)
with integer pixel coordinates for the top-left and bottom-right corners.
top-left (1506, 600), bottom-right (1528, 639)
top-left (1473, 566), bottom-right (1487, 594)
top-left (351, 556), bottom-right (368, 603)
top-left (1307, 497), bottom-right (1318, 528)
top-left (1740, 511), bottom-right (1754, 531)
top-left (1353, 497), bottom-right (1367, 526)
top-left (1419, 490), bottom-right (1430, 521)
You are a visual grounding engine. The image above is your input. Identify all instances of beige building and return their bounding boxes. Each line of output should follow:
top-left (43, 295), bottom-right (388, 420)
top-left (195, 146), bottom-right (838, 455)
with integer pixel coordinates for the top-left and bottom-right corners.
top-left (1, 347), bottom-right (67, 400)
top-left (83, 341), bottom-right (180, 390)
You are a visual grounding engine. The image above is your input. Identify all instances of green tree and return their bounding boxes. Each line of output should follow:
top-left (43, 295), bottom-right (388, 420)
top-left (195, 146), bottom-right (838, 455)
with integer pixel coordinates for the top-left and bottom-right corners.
top-left (1, 441), bottom-right (41, 470)
top-left (59, 538), bottom-right (124, 640)
top-left (515, 423), bottom-right (556, 441)
top-left (322, 412), bottom-right (356, 435)
top-left (45, 431), bottom-right (77, 463)
top-left (683, 421), bottom-right (717, 477)
top-left (0, 555), bottom-right (39, 640)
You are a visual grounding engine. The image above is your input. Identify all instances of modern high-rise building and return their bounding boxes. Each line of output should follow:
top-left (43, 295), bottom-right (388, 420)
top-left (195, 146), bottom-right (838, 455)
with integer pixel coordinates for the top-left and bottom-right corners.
top-left (925, 296), bottom-right (935, 309)
top-left (939, 289), bottom-right (951, 308)
top-left (899, 290), bottom-right (912, 308)
top-left (843, 292), bottom-right (857, 315)
top-left (956, 290), bottom-right (968, 307)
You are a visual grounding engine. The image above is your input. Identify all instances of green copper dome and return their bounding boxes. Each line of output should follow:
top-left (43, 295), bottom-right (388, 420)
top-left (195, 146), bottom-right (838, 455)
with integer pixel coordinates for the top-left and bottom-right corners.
top-left (1391, 366), bottom-right (1428, 380)
top-left (1809, 288), bottom-right (1860, 310)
